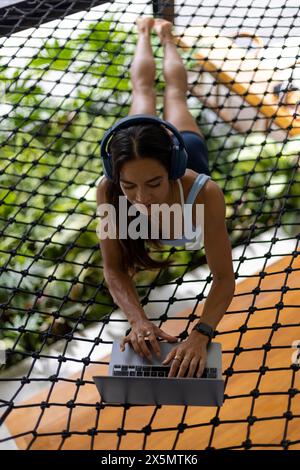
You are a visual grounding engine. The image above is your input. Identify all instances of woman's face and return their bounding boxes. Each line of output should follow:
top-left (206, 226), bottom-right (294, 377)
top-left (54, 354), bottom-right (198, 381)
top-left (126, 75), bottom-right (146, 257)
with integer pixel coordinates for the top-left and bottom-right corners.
top-left (119, 158), bottom-right (171, 215)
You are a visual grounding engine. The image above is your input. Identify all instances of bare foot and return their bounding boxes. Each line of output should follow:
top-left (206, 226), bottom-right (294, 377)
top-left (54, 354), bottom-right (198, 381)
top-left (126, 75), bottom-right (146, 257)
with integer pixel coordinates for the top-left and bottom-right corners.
top-left (153, 18), bottom-right (174, 44)
top-left (136, 16), bottom-right (155, 34)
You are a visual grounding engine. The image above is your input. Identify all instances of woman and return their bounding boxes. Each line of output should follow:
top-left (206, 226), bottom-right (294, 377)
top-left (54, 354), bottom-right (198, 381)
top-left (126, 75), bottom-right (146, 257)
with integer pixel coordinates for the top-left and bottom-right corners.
top-left (97, 17), bottom-right (235, 378)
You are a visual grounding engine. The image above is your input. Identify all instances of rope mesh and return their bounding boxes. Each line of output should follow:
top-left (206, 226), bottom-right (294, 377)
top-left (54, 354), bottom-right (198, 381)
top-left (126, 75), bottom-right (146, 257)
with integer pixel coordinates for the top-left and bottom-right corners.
top-left (0, 0), bottom-right (299, 450)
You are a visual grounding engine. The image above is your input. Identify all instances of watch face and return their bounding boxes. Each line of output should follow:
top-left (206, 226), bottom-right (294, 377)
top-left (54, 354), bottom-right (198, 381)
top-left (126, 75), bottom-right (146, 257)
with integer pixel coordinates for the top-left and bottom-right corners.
top-left (199, 327), bottom-right (210, 336)
top-left (194, 323), bottom-right (213, 338)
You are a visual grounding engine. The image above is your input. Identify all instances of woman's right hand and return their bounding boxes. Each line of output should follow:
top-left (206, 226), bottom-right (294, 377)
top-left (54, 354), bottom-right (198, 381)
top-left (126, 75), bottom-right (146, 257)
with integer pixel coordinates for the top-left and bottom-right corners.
top-left (120, 319), bottom-right (178, 360)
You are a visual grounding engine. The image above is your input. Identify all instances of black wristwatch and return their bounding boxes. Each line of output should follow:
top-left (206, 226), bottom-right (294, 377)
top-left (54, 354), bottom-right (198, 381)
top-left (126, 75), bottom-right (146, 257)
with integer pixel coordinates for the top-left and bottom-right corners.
top-left (192, 322), bottom-right (214, 343)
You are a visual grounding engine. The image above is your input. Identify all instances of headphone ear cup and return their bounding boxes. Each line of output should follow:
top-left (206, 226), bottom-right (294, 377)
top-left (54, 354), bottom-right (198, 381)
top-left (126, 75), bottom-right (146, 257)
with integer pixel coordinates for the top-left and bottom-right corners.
top-left (102, 152), bottom-right (113, 180)
top-left (169, 144), bottom-right (188, 179)
top-left (169, 144), bottom-right (178, 180)
top-left (178, 148), bottom-right (188, 177)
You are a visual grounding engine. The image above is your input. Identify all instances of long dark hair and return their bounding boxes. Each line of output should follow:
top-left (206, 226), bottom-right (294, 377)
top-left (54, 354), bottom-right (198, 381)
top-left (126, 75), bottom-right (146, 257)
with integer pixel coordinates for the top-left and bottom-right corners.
top-left (105, 123), bottom-right (175, 274)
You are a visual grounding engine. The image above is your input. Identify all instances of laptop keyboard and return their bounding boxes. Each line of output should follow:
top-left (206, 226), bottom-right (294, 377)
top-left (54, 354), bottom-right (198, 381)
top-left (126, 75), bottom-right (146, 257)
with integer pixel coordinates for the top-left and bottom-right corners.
top-left (112, 364), bottom-right (217, 379)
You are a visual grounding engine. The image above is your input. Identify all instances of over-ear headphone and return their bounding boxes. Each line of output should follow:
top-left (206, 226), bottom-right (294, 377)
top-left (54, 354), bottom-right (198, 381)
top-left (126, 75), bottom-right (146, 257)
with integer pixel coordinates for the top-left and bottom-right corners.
top-left (100, 114), bottom-right (188, 180)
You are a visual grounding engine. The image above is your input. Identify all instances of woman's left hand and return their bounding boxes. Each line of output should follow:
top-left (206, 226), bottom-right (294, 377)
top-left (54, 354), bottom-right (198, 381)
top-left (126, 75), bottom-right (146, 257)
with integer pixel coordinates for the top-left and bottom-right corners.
top-left (162, 331), bottom-right (209, 378)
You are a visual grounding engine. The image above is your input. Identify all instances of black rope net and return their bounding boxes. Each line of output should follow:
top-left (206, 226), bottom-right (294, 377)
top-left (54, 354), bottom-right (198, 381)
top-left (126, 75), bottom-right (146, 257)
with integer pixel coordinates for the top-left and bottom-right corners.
top-left (0, 0), bottom-right (300, 451)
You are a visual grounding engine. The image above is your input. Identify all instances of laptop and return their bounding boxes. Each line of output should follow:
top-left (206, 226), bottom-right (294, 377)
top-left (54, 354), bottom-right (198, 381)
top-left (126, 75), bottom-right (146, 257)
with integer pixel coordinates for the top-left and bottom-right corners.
top-left (93, 340), bottom-right (224, 407)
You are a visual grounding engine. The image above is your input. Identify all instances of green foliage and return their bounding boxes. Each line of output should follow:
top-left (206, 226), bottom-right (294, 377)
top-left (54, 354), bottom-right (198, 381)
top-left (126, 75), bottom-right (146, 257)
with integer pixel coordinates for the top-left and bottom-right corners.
top-left (208, 132), bottom-right (299, 242)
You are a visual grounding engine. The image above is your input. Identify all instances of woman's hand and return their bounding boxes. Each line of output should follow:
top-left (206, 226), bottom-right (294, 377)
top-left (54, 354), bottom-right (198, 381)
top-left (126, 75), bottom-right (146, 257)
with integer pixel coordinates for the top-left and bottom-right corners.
top-left (162, 331), bottom-right (209, 378)
top-left (120, 319), bottom-right (178, 360)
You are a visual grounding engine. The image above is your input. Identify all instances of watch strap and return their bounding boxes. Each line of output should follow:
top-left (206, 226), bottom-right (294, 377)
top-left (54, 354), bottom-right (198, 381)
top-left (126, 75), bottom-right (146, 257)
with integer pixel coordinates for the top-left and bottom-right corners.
top-left (192, 322), bottom-right (214, 342)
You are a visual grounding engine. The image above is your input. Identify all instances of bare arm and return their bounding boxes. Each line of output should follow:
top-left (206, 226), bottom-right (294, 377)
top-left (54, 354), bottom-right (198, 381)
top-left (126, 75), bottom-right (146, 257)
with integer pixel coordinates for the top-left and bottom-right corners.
top-left (96, 178), bottom-right (177, 359)
top-left (96, 178), bottom-right (147, 325)
top-left (163, 180), bottom-right (235, 378)
top-left (105, 268), bottom-right (177, 358)
top-left (198, 180), bottom-right (235, 330)
top-left (105, 269), bottom-right (147, 326)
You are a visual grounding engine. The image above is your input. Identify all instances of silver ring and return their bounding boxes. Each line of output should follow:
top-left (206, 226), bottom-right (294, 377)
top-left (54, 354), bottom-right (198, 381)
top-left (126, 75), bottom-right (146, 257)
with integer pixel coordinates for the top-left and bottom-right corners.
top-left (173, 355), bottom-right (182, 362)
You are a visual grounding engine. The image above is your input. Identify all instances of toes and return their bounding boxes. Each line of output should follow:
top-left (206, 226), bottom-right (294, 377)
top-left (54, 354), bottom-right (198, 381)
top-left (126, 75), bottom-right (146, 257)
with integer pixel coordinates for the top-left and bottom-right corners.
top-left (153, 18), bottom-right (173, 36)
top-left (136, 16), bottom-right (155, 29)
